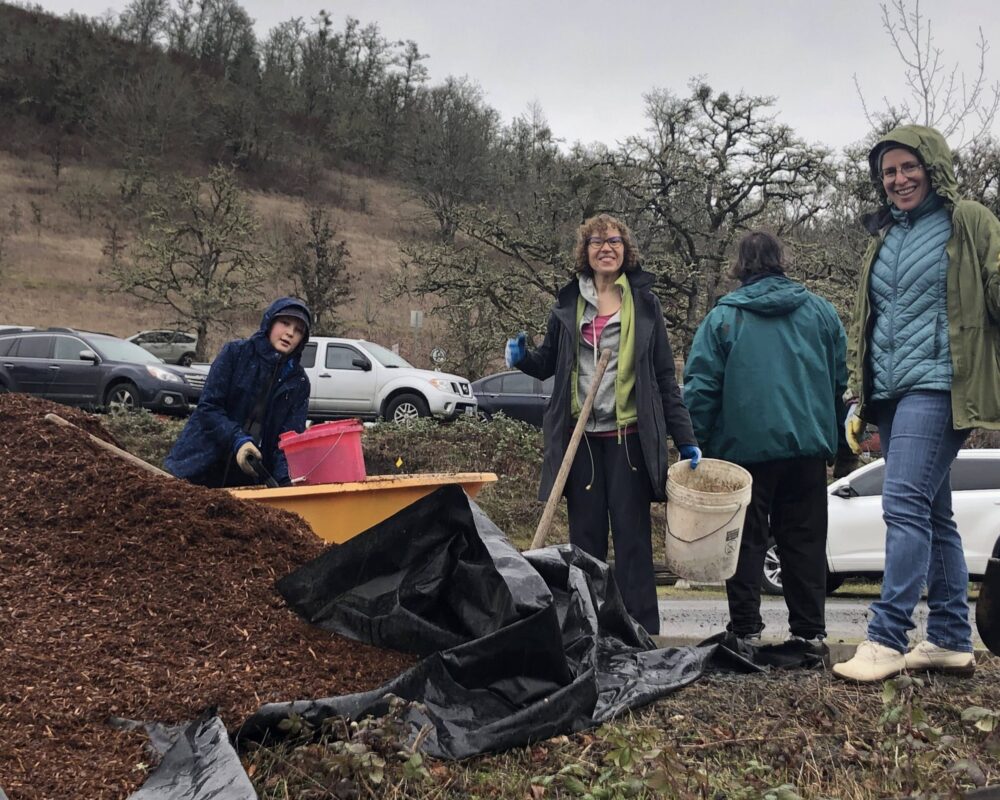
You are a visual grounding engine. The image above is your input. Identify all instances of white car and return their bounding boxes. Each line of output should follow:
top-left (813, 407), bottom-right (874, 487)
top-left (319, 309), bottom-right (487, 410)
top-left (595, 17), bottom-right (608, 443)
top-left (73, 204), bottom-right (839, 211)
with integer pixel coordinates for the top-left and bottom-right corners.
top-left (300, 337), bottom-right (477, 423)
top-left (127, 330), bottom-right (199, 366)
top-left (763, 448), bottom-right (1000, 594)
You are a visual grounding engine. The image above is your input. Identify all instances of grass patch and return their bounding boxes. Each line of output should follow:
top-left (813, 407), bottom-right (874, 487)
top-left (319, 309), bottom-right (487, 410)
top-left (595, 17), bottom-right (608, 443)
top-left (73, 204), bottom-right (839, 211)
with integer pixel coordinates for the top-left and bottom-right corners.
top-left (245, 666), bottom-right (1000, 799)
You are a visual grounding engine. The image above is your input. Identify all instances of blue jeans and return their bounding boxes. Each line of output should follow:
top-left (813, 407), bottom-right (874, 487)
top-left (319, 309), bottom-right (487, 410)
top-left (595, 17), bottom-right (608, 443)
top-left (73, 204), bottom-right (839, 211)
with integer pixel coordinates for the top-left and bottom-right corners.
top-left (868, 391), bottom-right (972, 653)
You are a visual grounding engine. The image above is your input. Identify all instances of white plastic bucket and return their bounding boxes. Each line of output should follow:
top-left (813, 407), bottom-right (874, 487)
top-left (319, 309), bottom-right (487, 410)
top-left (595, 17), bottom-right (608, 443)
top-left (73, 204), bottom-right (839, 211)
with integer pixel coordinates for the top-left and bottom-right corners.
top-left (665, 458), bottom-right (753, 582)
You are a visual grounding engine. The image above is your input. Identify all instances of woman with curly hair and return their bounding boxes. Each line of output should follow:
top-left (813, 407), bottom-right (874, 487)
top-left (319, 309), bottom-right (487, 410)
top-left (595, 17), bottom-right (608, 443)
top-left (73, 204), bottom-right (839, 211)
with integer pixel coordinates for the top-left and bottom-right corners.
top-left (506, 213), bottom-right (699, 635)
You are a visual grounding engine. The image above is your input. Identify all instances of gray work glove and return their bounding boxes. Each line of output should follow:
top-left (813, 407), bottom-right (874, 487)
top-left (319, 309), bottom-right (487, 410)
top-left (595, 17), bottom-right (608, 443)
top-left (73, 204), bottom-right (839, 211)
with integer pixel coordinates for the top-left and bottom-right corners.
top-left (236, 441), bottom-right (263, 476)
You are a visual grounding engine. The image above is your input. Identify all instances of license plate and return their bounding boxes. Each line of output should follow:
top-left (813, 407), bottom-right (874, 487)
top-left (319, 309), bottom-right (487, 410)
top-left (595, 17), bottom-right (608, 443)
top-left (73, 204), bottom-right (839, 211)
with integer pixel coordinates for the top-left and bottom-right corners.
top-left (465, 406), bottom-right (477, 416)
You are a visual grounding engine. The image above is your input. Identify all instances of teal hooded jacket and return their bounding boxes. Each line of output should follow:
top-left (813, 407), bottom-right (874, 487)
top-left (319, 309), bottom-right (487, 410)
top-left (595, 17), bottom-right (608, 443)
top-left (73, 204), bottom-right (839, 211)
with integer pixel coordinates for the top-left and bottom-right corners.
top-left (684, 275), bottom-right (847, 465)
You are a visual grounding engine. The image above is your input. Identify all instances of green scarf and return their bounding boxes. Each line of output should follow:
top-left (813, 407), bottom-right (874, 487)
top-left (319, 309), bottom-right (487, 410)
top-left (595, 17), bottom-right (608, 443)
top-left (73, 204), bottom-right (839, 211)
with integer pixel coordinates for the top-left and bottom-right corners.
top-left (571, 272), bottom-right (638, 426)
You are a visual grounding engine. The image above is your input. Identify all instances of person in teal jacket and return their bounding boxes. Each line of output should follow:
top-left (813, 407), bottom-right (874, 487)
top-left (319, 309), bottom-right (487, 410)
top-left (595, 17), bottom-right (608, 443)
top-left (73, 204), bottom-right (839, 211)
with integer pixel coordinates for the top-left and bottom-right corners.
top-left (684, 231), bottom-right (847, 657)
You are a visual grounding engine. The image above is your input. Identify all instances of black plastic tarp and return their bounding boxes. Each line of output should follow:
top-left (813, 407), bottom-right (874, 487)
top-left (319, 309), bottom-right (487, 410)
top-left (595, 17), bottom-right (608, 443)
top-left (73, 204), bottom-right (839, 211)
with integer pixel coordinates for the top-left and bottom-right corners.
top-left (127, 713), bottom-right (254, 800)
top-left (129, 484), bottom-right (753, 799)
top-left (234, 485), bottom-right (737, 758)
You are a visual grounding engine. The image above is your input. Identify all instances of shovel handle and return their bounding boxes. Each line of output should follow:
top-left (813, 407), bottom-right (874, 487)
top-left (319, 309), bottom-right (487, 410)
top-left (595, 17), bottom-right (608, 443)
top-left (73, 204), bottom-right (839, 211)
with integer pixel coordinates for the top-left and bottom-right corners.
top-left (244, 450), bottom-right (279, 488)
top-left (530, 348), bottom-right (612, 550)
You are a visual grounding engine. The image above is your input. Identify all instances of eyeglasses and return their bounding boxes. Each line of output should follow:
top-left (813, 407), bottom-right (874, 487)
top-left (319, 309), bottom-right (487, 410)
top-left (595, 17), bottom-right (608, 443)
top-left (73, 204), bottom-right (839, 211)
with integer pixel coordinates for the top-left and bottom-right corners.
top-left (880, 161), bottom-right (924, 181)
top-left (586, 236), bottom-right (624, 249)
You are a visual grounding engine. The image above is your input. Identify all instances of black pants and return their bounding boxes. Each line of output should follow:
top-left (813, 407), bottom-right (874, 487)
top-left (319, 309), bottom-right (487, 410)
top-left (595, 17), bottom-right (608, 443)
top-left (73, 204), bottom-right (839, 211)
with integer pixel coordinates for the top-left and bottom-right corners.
top-left (564, 431), bottom-right (659, 634)
top-left (725, 457), bottom-right (828, 639)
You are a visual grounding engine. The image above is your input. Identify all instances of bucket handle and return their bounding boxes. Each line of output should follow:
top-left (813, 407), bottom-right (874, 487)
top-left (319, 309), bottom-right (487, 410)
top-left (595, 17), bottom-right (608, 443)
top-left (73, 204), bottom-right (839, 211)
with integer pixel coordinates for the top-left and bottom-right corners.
top-left (693, 501), bottom-right (742, 514)
top-left (289, 431), bottom-right (347, 482)
top-left (666, 503), bottom-right (744, 545)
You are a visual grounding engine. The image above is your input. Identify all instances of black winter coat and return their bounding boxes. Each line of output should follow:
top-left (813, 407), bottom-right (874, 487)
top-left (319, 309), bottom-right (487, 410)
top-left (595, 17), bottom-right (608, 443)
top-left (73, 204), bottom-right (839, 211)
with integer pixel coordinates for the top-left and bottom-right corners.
top-left (517, 269), bottom-right (696, 502)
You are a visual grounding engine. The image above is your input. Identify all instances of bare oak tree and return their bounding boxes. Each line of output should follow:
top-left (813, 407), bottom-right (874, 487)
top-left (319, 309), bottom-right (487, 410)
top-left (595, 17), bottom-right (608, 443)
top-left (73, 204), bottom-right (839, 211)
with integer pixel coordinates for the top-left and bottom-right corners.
top-left (104, 166), bottom-right (268, 361)
top-left (614, 82), bottom-right (835, 352)
top-left (854, 0), bottom-right (1000, 148)
top-left (273, 205), bottom-right (353, 335)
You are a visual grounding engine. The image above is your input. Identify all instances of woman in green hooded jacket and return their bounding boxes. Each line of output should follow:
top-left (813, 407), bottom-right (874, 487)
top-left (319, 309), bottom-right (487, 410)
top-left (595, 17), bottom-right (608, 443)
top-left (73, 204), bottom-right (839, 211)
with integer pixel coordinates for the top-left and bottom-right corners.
top-left (833, 125), bottom-right (1000, 682)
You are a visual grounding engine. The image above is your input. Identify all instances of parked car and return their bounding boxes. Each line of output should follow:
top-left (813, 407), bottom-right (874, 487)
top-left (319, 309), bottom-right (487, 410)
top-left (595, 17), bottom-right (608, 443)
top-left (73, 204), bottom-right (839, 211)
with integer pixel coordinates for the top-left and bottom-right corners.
top-left (127, 330), bottom-right (199, 366)
top-left (0, 327), bottom-right (203, 414)
top-left (761, 449), bottom-right (1000, 595)
top-left (472, 370), bottom-right (553, 427)
top-left (300, 337), bottom-right (477, 423)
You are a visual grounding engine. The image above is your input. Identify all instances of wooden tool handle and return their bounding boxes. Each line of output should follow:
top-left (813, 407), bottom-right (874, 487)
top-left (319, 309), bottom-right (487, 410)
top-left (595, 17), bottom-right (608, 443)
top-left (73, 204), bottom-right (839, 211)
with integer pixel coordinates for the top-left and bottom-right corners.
top-left (529, 348), bottom-right (612, 550)
top-left (44, 413), bottom-right (173, 478)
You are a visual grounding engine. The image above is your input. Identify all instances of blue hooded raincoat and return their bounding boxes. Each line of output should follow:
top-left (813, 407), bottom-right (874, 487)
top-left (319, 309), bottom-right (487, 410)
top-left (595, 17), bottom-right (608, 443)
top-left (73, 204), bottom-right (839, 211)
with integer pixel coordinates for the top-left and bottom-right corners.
top-left (165, 297), bottom-right (312, 487)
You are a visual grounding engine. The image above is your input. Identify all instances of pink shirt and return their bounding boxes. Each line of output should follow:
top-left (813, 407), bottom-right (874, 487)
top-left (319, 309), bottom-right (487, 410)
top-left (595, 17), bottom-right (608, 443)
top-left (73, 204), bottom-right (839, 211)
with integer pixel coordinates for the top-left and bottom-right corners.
top-left (581, 313), bottom-right (614, 346)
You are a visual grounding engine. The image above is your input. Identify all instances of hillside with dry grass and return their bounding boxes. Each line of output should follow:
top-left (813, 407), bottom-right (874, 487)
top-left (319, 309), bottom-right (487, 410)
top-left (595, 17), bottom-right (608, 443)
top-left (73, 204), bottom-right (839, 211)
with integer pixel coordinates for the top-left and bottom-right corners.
top-left (0, 151), bottom-right (451, 366)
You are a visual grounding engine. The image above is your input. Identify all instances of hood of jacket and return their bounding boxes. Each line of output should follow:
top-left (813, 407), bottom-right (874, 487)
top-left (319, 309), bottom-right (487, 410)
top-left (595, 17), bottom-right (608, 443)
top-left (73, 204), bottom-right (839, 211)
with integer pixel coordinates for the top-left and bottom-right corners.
top-left (864, 125), bottom-right (959, 233)
top-left (716, 274), bottom-right (809, 317)
top-left (253, 297), bottom-right (312, 359)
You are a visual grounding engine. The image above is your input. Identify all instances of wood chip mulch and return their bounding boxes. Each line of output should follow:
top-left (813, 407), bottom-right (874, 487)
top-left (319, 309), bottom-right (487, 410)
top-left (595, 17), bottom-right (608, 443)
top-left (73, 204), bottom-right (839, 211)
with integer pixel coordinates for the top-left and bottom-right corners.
top-left (0, 393), bottom-right (417, 799)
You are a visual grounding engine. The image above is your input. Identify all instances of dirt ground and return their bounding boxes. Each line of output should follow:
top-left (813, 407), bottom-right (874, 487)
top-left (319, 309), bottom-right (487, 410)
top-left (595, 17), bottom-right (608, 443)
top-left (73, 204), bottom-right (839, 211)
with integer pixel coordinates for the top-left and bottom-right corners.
top-left (0, 393), bottom-right (416, 799)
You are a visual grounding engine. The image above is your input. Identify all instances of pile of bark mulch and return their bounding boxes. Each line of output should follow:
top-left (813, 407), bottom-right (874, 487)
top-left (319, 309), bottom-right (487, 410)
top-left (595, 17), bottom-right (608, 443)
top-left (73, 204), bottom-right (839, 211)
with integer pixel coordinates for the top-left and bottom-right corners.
top-left (0, 393), bottom-right (417, 799)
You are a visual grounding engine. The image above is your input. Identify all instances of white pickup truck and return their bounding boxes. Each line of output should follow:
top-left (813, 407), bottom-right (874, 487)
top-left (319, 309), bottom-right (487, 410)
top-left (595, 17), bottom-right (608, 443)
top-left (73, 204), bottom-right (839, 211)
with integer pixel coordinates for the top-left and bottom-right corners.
top-left (301, 337), bottom-right (477, 423)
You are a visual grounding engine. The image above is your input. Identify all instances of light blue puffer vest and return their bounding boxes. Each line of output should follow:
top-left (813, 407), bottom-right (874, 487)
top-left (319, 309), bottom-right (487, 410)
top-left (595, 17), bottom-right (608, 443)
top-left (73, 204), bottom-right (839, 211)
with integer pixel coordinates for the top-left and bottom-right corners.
top-left (868, 192), bottom-right (952, 400)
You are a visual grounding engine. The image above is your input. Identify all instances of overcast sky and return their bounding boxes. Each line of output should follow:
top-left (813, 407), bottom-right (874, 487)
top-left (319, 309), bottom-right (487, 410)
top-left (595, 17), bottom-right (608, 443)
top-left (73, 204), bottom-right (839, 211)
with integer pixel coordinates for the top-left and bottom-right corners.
top-left (31, 0), bottom-right (1000, 151)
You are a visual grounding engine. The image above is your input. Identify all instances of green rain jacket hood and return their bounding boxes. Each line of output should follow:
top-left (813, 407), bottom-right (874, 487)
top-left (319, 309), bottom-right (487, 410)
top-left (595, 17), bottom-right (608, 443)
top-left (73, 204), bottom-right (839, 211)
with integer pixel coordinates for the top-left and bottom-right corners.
top-left (847, 124), bottom-right (1000, 429)
top-left (863, 125), bottom-right (961, 234)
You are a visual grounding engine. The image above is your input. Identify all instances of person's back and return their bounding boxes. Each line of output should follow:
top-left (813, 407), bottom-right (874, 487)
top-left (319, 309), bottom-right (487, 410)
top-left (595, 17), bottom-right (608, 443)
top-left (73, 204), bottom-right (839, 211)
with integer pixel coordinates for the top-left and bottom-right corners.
top-left (685, 274), bottom-right (845, 464)
top-left (684, 231), bottom-right (847, 660)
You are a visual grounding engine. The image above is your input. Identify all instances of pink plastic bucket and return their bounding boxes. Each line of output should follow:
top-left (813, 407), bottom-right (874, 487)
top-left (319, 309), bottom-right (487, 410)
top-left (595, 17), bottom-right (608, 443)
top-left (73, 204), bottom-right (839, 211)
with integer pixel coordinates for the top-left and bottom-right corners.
top-left (278, 420), bottom-right (366, 485)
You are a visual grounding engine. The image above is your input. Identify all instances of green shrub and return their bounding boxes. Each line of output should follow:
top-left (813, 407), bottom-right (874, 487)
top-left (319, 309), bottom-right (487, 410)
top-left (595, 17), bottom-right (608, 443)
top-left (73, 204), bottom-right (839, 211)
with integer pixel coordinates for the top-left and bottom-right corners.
top-left (101, 410), bottom-right (185, 470)
top-left (363, 415), bottom-right (561, 547)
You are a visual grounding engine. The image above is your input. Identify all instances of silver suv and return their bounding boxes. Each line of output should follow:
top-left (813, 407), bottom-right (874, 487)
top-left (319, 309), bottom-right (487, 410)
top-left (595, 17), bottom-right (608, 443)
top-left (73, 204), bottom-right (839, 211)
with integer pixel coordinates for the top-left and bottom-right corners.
top-left (300, 337), bottom-right (477, 422)
top-left (127, 330), bottom-right (199, 366)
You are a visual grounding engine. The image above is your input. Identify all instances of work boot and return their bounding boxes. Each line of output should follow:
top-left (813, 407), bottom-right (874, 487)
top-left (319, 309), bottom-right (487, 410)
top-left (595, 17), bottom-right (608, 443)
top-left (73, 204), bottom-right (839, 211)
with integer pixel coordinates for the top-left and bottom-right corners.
top-left (718, 630), bottom-right (760, 660)
top-left (904, 640), bottom-right (976, 676)
top-left (787, 635), bottom-right (831, 668)
top-left (832, 640), bottom-right (906, 682)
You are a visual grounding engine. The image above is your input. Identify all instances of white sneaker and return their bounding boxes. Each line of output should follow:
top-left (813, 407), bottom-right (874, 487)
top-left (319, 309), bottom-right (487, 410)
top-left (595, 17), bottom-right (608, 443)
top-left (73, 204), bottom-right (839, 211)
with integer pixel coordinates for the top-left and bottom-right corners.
top-left (904, 640), bottom-right (976, 676)
top-left (832, 640), bottom-right (906, 682)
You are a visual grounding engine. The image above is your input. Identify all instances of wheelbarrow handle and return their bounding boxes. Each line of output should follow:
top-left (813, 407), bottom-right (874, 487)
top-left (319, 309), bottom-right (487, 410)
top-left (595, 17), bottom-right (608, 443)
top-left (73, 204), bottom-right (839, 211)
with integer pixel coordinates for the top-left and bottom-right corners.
top-left (244, 451), bottom-right (279, 489)
top-left (529, 348), bottom-right (612, 551)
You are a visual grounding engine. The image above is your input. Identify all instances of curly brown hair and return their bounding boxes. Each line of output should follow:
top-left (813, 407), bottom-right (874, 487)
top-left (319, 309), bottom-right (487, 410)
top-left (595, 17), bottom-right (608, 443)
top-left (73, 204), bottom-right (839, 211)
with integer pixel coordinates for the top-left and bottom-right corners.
top-left (572, 214), bottom-right (641, 275)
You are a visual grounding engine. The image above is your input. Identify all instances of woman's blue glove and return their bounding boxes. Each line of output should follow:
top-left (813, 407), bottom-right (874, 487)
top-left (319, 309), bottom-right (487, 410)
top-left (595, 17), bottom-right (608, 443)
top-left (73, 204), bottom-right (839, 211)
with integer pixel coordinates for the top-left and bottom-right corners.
top-left (505, 332), bottom-right (527, 368)
top-left (678, 444), bottom-right (702, 469)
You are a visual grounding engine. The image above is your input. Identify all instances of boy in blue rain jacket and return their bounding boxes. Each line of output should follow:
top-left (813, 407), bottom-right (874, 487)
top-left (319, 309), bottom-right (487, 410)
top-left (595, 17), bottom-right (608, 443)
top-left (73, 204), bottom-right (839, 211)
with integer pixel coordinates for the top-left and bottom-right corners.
top-left (166, 297), bottom-right (312, 488)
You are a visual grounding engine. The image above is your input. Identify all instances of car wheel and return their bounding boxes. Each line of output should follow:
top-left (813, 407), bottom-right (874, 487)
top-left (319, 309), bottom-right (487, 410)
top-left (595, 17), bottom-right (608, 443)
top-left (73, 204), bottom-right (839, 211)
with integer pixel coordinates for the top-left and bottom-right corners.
top-left (106, 381), bottom-right (141, 414)
top-left (477, 409), bottom-right (492, 422)
top-left (386, 393), bottom-right (429, 423)
top-left (762, 543), bottom-right (783, 595)
top-left (179, 352), bottom-right (195, 367)
top-left (825, 572), bottom-right (846, 595)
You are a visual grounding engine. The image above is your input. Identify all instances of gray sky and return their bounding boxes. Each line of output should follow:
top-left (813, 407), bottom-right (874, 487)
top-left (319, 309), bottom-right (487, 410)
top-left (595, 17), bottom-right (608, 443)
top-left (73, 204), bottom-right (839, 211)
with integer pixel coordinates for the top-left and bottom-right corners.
top-left (33, 0), bottom-right (1000, 150)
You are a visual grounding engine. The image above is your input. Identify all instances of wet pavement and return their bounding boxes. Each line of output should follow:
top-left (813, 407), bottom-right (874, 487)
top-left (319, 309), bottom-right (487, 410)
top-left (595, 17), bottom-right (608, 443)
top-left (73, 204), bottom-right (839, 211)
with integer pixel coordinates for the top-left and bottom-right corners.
top-left (656, 593), bottom-right (984, 648)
